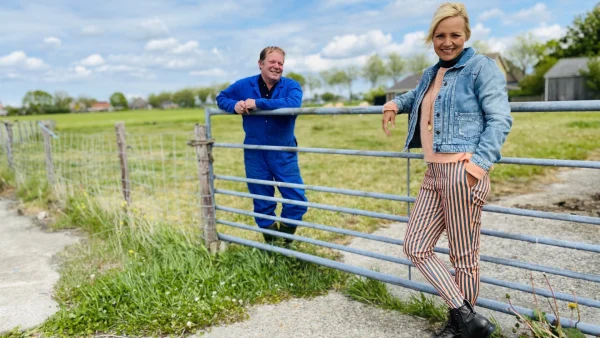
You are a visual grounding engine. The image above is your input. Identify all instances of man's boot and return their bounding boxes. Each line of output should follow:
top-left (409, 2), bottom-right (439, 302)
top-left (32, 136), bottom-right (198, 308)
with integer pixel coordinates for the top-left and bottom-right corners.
top-left (450, 300), bottom-right (495, 338)
top-left (262, 222), bottom-right (280, 244)
top-left (433, 309), bottom-right (460, 338)
top-left (277, 222), bottom-right (297, 245)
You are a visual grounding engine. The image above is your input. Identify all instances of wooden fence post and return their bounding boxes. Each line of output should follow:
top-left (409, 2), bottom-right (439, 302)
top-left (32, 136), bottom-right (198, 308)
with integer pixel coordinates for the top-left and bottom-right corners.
top-left (4, 122), bottom-right (14, 169)
top-left (191, 124), bottom-right (222, 253)
top-left (41, 121), bottom-right (55, 186)
top-left (115, 122), bottom-right (131, 205)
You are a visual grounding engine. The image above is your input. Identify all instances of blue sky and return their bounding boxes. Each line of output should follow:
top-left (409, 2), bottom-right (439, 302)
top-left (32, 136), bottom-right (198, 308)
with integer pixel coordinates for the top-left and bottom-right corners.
top-left (0, 0), bottom-right (595, 106)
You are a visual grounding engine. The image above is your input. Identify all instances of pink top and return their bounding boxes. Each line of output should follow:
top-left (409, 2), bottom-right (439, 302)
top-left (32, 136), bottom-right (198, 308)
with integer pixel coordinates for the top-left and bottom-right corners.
top-left (420, 68), bottom-right (487, 179)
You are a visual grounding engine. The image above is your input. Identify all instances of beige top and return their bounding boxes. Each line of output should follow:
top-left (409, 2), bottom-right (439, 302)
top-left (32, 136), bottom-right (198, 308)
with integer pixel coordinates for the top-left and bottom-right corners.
top-left (420, 68), bottom-right (487, 179)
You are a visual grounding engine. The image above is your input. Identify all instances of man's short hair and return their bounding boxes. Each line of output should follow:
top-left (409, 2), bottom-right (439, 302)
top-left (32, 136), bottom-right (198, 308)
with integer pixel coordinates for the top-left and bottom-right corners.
top-left (259, 46), bottom-right (285, 62)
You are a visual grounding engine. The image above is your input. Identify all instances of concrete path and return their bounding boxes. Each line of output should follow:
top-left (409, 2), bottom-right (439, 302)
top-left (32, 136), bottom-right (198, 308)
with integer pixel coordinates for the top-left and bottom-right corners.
top-left (0, 200), bottom-right (79, 333)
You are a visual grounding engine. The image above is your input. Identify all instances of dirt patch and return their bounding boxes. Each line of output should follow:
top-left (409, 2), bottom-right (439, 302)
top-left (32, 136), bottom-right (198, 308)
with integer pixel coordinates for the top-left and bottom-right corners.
top-left (515, 193), bottom-right (600, 217)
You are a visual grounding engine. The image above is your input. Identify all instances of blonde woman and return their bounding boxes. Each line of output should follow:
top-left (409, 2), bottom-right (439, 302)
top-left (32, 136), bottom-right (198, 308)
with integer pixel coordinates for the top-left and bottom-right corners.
top-left (382, 3), bottom-right (512, 338)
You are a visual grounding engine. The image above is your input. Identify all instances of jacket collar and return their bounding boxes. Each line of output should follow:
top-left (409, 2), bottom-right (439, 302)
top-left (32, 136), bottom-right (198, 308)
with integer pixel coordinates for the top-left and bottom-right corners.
top-left (250, 74), bottom-right (284, 97)
top-left (428, 47), bottom-right (475, 76)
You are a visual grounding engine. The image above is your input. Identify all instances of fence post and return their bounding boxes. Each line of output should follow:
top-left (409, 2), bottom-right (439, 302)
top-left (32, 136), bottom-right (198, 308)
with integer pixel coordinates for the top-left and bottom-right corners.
top-left (115, 122), bottom-right (131, 205)
top-left (41, 121), bottom-right (55, 186)
top-left (192, 124), bottom-right (222, 253)
top-left (4, 122), bottom-right (14, 169)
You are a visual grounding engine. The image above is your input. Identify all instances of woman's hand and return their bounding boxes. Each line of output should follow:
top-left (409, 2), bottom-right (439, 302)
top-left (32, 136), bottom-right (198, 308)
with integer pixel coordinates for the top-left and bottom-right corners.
top-left (466, 172), bottom-right (478, 188)
top-left (382, 101), bottom-right (398, 136)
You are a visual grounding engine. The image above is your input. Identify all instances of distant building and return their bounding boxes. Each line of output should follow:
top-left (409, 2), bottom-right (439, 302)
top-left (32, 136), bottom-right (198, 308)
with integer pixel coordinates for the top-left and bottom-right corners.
top-left (88, 101), bottom-right (113, 112)
top-left (0, 102), bottom-right (7, 116)
top-left (386, 53), bottom-right (524, 102)
top-left (160, 100), bottom-right (179, 109)
top-left (129, 97), bottom-right (150, 110)
top-left (544, 57), bottom-right (592, 101)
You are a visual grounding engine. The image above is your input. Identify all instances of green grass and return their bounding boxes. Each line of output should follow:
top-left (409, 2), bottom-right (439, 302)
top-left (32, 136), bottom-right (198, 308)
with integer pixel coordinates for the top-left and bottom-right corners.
top-left (1, 107), bottom-right (599, 336)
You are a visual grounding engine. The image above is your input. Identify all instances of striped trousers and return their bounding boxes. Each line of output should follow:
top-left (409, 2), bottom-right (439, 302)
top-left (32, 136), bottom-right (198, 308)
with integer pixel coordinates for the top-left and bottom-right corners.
top-left (404, 161), bottom-right (491, 308)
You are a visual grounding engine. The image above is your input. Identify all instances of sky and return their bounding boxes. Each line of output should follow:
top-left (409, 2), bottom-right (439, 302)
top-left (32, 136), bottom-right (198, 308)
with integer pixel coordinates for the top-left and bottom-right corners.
top-left (0, 0), bottom-right (595, 106)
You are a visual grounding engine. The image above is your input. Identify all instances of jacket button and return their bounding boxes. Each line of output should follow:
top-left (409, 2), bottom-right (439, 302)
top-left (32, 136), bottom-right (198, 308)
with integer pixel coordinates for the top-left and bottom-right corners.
top-left (443, 81), bottom-right (447, 86)
top-left (436, 113), bottom-right (440, 117)
top-left (437, 95), bottom-right (441, 99)
top-left (435, 130), bottom-right (440, 134)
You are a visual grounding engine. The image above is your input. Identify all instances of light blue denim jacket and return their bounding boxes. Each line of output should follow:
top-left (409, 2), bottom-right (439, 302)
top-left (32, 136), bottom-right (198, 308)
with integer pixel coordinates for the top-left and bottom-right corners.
top-left (392, 47), bottom-right (512, 172)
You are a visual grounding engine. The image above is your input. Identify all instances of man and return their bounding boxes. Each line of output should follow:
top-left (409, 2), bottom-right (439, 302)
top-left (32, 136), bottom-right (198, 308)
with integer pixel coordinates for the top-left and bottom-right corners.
top-left (216, 46), bottom-right (307, 245)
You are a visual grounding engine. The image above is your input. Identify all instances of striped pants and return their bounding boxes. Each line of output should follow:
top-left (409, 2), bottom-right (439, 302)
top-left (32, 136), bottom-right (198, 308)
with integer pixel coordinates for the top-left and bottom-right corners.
top-left (404, 161), bottom-right (490, 308)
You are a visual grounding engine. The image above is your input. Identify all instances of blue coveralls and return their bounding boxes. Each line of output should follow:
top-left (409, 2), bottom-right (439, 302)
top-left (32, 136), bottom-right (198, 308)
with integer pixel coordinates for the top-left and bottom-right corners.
top-left (216, 75), bottom-right (308, 228)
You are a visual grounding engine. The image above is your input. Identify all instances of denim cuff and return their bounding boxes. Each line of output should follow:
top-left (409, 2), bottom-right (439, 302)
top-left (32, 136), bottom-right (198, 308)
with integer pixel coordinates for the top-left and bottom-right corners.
top-left (470, 153), bottom-right (493, 171)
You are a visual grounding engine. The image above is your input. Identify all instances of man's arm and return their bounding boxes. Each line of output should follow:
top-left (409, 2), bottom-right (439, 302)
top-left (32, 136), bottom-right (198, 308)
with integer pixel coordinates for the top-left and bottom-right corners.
top-left (255, 80), bottom-right (302, 110)
top-left (216, 82), bottom-right (240, 113)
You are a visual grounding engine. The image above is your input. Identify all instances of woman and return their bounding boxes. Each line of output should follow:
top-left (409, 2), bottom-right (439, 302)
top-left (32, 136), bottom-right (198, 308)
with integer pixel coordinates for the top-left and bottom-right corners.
top-left (381, 3), bottom-right (512, 338)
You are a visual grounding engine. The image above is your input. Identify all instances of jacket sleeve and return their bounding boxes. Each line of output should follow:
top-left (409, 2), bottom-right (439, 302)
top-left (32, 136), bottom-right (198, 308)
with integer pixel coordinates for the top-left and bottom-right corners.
top-left (255, 80), bottom-right (302, 110)
top-left (391, 89), bottom-right (416, 114)
top-left (470, 57), bottom-right (513, 172)
top-left (216, 82), bottom-right (239, 113)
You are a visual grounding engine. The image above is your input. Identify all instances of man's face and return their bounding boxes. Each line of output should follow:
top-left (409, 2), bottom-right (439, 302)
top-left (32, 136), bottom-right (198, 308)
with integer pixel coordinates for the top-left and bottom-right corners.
top-left (259, 51), bottom-right (284, 83)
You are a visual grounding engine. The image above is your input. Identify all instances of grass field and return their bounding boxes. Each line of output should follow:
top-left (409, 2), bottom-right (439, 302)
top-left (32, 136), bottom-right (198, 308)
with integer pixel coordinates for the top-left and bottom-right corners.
top-left (2, 106), bottom-right (599, 336)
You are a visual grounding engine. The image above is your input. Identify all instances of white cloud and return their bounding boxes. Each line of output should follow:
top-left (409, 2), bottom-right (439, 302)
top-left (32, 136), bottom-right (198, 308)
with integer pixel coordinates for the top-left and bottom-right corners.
top-left (322, 30), bottom-right (392, 59)
top-left (286, 53), bottom-right (370, 73)
top-left (74, 65), bottom-right (91, 77)
top-left (319, 0), bottom-right (370, 9)
top-left (108, 53), bottom-right (199, 70)
top-left (80, 54), bottom-right (105, 67)
top-left (145, 38), bottom-right (199, 54)
top-left (470, 23), bottom-right (491, 41)
top-left (190, 68), bottom-right (227, 77)
top-left (137, 18), bottom-right (169, 39)
top-left (172, 41), bottom-right (199, 54)
top-left (43, 36), bottom-right (61, 48)
top-left (0, 51), bottom-right (47, 70)
top-left (530, 23), bottom-right (565, 42)
top-left (145, 38), bottom-right (179, 51)
top-left (44, 66), bottom-right (91, 82)
top-left (504, 3), bottom-right (551, 25)
top-left (478, 8), bottom-right (504, 22)
top-left (381, 31), bottom-right (428, 56)
top-left (81, 25), bottom-right (103, 36)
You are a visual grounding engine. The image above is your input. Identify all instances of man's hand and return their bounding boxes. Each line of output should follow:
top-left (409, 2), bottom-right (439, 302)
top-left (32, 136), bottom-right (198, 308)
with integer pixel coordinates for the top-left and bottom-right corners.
top-left (234, 100), bottom-right (248, 114)
top-left (244, 98), bottom-right (256, 110)
top-left (382, 101), bottom-right (398, 136)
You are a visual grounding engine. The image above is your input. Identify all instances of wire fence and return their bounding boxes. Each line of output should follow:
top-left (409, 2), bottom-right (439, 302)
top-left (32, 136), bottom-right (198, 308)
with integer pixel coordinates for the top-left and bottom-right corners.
top-left (0, 101), bottom-right (599, 335)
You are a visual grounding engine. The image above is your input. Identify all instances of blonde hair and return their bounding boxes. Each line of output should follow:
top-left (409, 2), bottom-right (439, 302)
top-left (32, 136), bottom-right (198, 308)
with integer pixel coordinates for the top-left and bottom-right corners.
top-left (425, 2), bottom-right (471, 45)
top-left (259, 46), bottom-right (286, 62)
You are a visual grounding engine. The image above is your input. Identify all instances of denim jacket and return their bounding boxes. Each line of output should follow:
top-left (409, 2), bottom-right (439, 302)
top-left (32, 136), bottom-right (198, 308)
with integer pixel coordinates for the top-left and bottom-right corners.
top-left (392, 47), bottom-right (512, 172)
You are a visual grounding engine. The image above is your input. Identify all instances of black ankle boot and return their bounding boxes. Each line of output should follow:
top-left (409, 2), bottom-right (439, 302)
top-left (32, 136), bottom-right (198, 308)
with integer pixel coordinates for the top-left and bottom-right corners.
top-left (277, 222), bottom-right (297, 245)
top-left (433, 309), bottom-right (460, 338)
top-left (262, 222), bottom-right (279, 243)
top-left (450, 301), bottom-right (495, 338)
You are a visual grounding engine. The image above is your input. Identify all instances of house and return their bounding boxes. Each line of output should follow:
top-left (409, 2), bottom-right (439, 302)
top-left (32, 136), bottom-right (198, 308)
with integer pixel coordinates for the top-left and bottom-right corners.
top-left (385, 53), bottom-right (524, 102)
top-left (160, 100), bottom-right (179, 110)
top-left (88, 101), bottom-right (113, 112)
top-left (0, 102), bottom-right (7, 116)
top-left (129, 97), bottom-right (150, 110)
top-left (544, 57), bottom-right (592, 101)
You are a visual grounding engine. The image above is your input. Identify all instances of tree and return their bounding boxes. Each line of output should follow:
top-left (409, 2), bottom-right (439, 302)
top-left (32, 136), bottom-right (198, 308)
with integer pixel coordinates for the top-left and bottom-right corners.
top-left (343, 66), bottom-right (359, 100)
top-left (509, 57), bottom-right (558, 97)
top-left (54, 91), bottom-right (73, 110)
top-left (406, 54), bottom-right (431, 74)
top-left (472, 40), bottom-right (492, 54)
top-left (387, 52), bottom-right (405, 83)
top-left (305, 74), bottom-right (322, 101)
top-left (551, 5), bottom-right (600, 58)
top-left (77, 95), bottom-right (97, 110)
top-left (22, 90), bottom-right (53, 115)
top-left (362, 54), bottom-right (387, 88)
top-left (321, 92), bottom-right (337, 102)
top-left (173, 88), bottom-right (196, 108)
top-left (363, 86), bottom-right (386, 104)
top-left (196, 87), bottom-right (213, 104)
top-left (285, 72), bottom-right (306, 90)
top-left (109, 92), bottom-right (128, 110)
top-left (210, 82), bottom-right (231, 102)
top-left (507, 33), bottom-right (544, 74)
top-left (580, 57), bottom-right (600, 99)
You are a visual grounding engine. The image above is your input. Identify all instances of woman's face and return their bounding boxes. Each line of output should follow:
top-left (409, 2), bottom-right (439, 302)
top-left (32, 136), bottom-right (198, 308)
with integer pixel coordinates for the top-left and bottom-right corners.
top-left (433, 16), bottom-right (467, 61)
